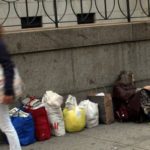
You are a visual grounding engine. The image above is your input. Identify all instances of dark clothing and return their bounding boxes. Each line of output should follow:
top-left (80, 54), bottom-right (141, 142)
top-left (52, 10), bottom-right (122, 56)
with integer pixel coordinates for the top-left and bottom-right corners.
top-left (0, 40), bottom-right (14, 95)
top-left (113, 83), bottom-right (141, 121)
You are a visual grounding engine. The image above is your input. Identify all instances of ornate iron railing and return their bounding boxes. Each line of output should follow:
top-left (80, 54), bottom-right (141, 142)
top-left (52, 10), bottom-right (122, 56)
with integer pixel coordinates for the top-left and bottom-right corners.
top-left (0, 0), bottom-right (150, 28)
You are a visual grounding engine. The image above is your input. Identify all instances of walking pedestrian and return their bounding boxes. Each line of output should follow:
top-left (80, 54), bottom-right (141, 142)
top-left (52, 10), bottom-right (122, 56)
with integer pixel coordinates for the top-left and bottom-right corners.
top-left (0, 25), bottom-right (22, 150)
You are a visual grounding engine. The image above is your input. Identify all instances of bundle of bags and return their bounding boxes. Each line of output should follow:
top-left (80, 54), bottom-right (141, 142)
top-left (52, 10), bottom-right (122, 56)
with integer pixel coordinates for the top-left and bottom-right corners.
top-left (63, 95), bottom-right (99, 132)
top-left (0, 63), bottom-right (113, 145)
top-left (9, 90), bottom-right (114, 146)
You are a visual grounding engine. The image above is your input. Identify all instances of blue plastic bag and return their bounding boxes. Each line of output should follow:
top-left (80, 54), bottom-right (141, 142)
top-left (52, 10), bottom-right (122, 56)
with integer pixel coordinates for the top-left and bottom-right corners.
top-left (11, 113), bottom-right (36, 146)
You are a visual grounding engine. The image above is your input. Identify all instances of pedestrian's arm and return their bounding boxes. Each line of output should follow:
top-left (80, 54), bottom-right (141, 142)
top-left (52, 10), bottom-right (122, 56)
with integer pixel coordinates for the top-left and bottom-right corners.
top-left (0, 41), bottom-right (14, 96)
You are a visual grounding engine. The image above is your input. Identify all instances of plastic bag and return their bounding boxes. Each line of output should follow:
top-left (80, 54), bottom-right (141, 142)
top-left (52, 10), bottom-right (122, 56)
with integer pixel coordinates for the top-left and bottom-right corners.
top-left (45, 105), bottom-right (66, 136)
top-left (22, 97), bottom-right (44, 110)
top-left (25, 107), bottom-right (51, 141)
top-left (10, 108), bottom-right (36, 146)
top-left (63, 95), bottom-right (86, 132)
top-left (65, 95), bottom-right (77, 109)
top-left (0, 66), bottom-right (23, 103)
top-left (79, 100), bottom-right (99, 128)
top-left (42, 91), bottom-right (66, 136)
top-left (88, 94), bottom-right (114, 124)
top-left (42, 91), bottom-right (63, 107)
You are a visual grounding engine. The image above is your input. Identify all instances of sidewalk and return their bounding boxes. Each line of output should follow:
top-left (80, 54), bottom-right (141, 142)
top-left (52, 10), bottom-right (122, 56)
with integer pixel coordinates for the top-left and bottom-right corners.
top-left (1, 122), bottom-right (150, 150)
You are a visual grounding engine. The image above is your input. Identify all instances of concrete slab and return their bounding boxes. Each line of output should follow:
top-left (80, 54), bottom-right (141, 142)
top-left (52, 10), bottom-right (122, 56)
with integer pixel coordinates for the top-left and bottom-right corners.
top-left (1, 123), bottom-right (150, 150)
top-left (4, 23), bottom-right (132, 55)
top-left (132, 22), bottom-right (150, 41)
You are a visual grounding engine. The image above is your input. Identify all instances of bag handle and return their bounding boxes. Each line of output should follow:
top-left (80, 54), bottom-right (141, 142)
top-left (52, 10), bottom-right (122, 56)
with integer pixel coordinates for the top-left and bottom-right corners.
top-left (23, 96), bottom-right (36, 109)
top-left (11, 108), bottom-right (21, 117)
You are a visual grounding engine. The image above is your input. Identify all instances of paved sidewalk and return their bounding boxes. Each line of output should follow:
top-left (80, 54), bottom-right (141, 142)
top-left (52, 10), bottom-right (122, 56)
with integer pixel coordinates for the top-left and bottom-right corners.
top-left (1, 122), bottom-right (150, 150)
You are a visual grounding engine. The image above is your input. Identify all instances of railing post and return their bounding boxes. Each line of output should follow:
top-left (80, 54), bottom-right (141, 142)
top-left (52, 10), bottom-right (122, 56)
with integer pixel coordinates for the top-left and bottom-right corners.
top-left (53, 0), bottom-right (58, 28)
top-left (25, 0), bottom-right (29, 17)
top-left (80, 0), bottom-right (83, 14)
top-left (126, 0), bottom-right (131, 22)
top-left (25, 0), bottom-right (29, 24)
top-left (148, 0), bottom-right (150, 16)
top-left (104, 0), bottom-right (108, 19)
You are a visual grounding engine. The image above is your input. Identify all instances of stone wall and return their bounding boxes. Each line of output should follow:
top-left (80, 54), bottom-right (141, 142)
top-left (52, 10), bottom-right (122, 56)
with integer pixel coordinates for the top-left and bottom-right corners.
top-left (3, 21), bottom-right (150, 99)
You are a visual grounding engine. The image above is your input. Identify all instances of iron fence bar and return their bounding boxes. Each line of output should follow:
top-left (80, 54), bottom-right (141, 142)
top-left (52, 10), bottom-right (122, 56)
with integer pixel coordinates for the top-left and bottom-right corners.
top-left (81, 0), bottom-right (93, 22)
top-left (13, 0), bottom-right (40, 26)
top-left (95, 0), bottom-right (105, 18)
top-left (104, 0), bottom-right (108, 19)
top-left (126, 0), bottom-right (131, 22)
top-left (95, 0), bottom-right (115, 19)
top-left (148, 0), bottom-right (150, 16)
top-left (28, 0), bottom-right (40, 26)
top-left (25, 0), bottom-right (30, 25)
top-left (118, 0), bottom-right (127, 17)
top-left (25, 0), bottom-right (29, 19)
top-left (42, 0), bottom-right (55, 22)
top-left (108, 0), bottom-right (115, 19)
top-left (53, 0), bottom-right (58, 28)
top-left (80, 0), bottom-right (84, 22)
top-left (130, 0), bottom-right (137, 17)
top-left (80, 0), bottom-right (83, 14)
top-left (13, 1), bottom-right (20, 18)
top-left (1, 1), bottom-right (10, 25)
top-left (70, 0), bottom-right (77, 16)
top-left (25, 0), bottom-right (29, 17)
top-left (139, 0), bottom-right (148, 16)
top-left (70, 0), bottom-right (93, 22)
top-left (58, 0), bottom-right (67, 22)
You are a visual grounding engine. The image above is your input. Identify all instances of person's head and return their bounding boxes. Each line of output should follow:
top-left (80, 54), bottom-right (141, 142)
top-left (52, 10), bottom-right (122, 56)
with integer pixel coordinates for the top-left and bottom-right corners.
top-left (116, 71), bottom-right (135, 85)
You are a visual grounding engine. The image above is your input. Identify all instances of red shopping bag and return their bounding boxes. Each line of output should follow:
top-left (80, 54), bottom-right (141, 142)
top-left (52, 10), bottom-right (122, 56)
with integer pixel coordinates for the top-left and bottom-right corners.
top-left (25, 107), bottom-right (51, 141)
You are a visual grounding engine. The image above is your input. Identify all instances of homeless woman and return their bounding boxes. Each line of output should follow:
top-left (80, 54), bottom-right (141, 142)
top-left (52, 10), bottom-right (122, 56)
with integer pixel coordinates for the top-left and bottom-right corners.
top-left (112, 71), bottom-right (149, 122)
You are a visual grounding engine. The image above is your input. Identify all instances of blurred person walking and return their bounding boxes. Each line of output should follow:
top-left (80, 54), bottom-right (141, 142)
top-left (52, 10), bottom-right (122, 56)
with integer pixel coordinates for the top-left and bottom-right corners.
top-left (0, 25), bottom-right (22, 150)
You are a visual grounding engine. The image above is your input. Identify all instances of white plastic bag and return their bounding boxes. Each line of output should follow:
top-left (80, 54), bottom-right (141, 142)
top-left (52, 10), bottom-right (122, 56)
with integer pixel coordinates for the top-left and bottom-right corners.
top-left (79, 100), bottom-right (99, 128)
top-left (0, 66), bottom-right (23, 103)
top-left (45, 104), bottom-right (66, 136)
top-left (65, 95), bottom-right (77, 110)
top-left (42, 91), bottom-right (63, 107)
top-left (42, 91), bottom-right (65, 136)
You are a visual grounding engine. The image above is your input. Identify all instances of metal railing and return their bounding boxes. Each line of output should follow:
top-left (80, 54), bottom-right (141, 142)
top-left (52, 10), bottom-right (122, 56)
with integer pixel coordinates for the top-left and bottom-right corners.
top-left (0, 0), bottom-right (150, 28)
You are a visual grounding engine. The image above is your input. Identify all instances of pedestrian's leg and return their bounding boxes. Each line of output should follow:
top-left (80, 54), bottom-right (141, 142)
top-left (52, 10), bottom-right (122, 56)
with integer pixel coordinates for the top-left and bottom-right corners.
top-left (0, 104), bottom-right (21, 150)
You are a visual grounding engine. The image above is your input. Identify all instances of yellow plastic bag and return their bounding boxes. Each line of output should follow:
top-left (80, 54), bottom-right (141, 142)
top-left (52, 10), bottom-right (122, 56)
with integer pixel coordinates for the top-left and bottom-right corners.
top-left (63, 107), bottom-right (86, 132)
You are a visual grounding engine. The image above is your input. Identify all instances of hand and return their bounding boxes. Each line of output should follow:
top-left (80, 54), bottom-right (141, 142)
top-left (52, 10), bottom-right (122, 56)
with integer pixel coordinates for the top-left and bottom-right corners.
top-left (2, 95), bottom-right (14, 105)
top-left (143, 86), bottom-right (150, 91)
